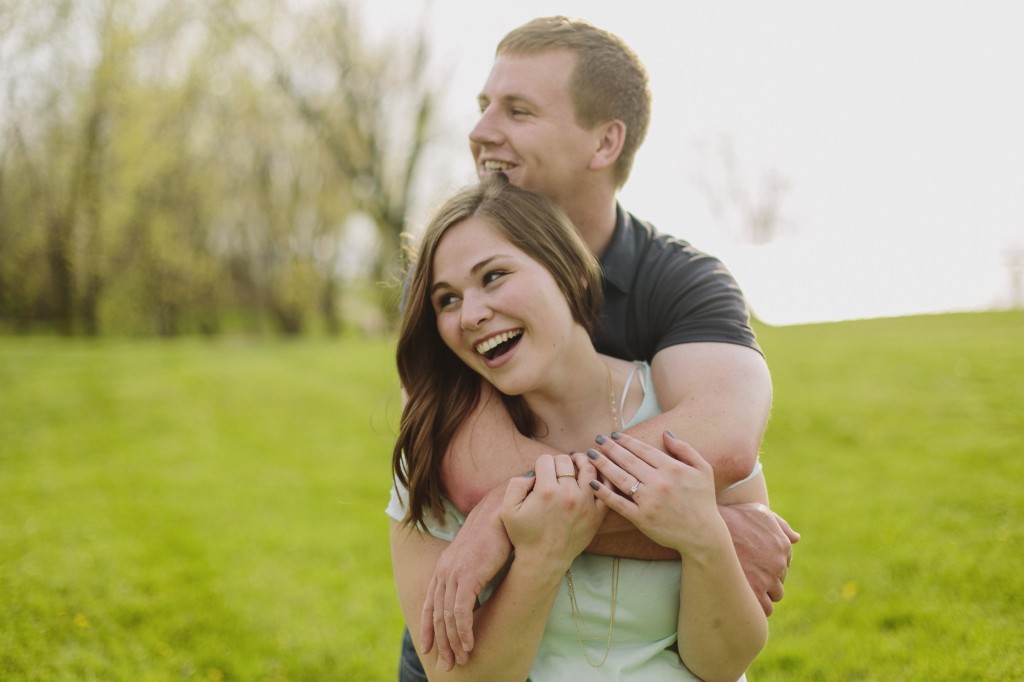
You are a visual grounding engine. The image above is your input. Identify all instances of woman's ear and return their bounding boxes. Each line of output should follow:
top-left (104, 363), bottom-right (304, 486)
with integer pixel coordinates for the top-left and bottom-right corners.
top-left (588, 120), bottom-right (626, 172)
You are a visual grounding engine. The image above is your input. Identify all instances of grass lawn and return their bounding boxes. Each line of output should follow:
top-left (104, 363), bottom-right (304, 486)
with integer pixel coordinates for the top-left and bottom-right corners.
top-left (1, 310), bottom-right (1022, 680)
top-left (1, 337), bottom-right (404, 681)
top-left (750, 311), bottom-right (1024, 680)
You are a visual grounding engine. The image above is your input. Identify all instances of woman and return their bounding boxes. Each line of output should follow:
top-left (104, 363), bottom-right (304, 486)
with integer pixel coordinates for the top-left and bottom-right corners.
top-left (388, 177), bottom-right (767, 680)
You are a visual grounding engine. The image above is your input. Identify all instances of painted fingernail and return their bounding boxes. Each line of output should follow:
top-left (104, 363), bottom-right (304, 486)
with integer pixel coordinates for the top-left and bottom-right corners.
top-left (586, 448), bottom-right (600, 460)
top-left (666, 429), bottom-right (678, 440)
top-left (589, 480), bottom-right (600, 490)
top-left (610, 431), bottom-right (622, 440)
top-left (525, 470), bottom-right (535, 478)
top-left (595, 434), bottom-right (607, 444)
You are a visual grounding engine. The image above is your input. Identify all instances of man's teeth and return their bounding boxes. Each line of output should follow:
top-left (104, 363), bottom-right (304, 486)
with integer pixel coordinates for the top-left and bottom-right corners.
top-left (483, 160), bottom-right (512, 171)
top-left (476, 330), bottom-right (521, 355)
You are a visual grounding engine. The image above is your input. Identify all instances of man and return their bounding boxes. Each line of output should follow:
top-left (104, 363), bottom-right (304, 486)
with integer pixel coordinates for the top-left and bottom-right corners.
top-left (394, 16), bottom-right (799, 680)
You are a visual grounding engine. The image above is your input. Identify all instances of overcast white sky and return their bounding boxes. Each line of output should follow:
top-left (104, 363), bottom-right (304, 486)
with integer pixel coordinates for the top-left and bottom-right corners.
top-left (360, 0), bottom-right (1024, 325)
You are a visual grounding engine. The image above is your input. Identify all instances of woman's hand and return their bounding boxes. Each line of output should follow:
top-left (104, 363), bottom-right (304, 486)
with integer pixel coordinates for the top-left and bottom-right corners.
top-left (586, 431), bottom-right (729, 557)
top-left (501, 452), bottom-right (606, 571)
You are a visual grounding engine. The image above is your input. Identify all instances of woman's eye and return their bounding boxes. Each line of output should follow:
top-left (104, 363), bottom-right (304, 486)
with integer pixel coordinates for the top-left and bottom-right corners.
top-left (483, 270), bottom-right (507, 285)
top-left (435, 294), bottom-right (458, 310)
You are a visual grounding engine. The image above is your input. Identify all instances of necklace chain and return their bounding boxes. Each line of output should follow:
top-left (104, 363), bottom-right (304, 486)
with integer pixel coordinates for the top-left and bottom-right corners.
top-left (565, 557), bottom-right (620, 668)
top-left (605, 360), bottom-right (621, 431)
top-left (563, 360), bottom-right (622, 668)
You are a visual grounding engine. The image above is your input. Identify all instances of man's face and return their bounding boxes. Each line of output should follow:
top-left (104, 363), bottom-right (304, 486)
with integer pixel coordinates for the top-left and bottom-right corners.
top-left (469, 50), bottom-right (599, 208)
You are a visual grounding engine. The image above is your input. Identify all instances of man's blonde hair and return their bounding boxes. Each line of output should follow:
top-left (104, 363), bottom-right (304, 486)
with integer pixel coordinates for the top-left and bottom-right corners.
top-left (497, 16), bottom-right (652, 187)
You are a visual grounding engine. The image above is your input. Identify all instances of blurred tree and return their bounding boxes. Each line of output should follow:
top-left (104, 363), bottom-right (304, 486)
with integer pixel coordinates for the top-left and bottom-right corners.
top-left (693, 135), bottom-right (793, 245)
top-left (0, 0), bottom-right (224, 335)
top-left (219, 0), bottom-right (439, 326)
top-left (0, 0), bottom-right (440, 336)
top-left (1, 0), bottom-right (101, 334)
top-left (206, 70), bottom-right (354, 336)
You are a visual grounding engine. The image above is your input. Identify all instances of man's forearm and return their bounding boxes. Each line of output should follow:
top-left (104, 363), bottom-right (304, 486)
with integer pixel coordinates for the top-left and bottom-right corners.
top-left (587, 527), bottom-right (679, 559)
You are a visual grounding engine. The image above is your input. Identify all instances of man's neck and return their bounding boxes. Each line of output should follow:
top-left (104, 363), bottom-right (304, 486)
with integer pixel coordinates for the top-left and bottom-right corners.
top-left (562, 191), bottom-right (619, 259)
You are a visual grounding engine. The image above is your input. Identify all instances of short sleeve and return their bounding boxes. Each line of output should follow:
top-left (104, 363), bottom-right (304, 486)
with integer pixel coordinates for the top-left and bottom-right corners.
top-left (385, 480), bottom-right (467, 543)
top-left (646, 244), bottom-right (759, 357)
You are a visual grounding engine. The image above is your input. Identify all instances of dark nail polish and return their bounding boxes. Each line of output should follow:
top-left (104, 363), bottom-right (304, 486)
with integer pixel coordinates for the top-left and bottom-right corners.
top-left (589, 480), bottom-right (600, 490)
top-left (610, 431), bottom-right (622, 440)
top-left (586, 448), bottom-right (599, 460)
top-left (595, 434), bottom-right (607, 444)
top-left (525, 470), bottom-right (535, 478)
top-left (666, 429), bottom-right (678, 440)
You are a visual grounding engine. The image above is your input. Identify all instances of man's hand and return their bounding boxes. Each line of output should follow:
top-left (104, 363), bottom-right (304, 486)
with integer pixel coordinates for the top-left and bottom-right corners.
top-left (720, 502), bottom-right (800, 615)
top-left (419, 486), bottom-right (511, 666)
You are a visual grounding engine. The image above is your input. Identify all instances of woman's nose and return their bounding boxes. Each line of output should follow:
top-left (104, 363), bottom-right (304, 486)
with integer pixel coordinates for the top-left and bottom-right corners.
top-left (460, 292), bottom-right (491, 330)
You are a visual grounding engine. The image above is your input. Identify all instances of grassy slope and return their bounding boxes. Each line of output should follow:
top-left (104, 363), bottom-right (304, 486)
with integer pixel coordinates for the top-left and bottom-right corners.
top-left (0, 338), bottom-right (404, 681)
top-left (750, 312), bottom-right (1023, 680)
top-left (1, 311), bottom-right (1021, 680)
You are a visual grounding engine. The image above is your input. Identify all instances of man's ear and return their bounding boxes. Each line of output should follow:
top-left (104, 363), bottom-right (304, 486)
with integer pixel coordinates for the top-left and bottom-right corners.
top-left (589, 120), bottom-right (626, 171)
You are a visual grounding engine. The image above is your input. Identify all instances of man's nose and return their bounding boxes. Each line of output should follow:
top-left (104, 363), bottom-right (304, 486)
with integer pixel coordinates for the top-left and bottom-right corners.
top-left (469, 106), bottom-right (501, 147)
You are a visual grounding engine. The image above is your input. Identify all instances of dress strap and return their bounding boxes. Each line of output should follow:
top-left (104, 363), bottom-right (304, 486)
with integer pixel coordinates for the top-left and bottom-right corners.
top-left (618, 361), bottom-right (650, 428)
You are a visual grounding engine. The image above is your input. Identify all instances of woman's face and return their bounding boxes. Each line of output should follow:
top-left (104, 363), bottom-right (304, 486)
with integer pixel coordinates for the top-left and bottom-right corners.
top-left (430, 216), bottom-right (579, 396)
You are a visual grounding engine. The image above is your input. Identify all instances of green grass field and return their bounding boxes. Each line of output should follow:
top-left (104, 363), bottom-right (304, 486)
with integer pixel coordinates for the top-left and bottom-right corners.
top-left (1, 311), bottom-right (1022, 680)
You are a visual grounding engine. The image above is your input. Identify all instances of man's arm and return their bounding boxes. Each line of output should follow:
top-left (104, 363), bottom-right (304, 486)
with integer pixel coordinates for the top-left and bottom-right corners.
top-left (640, 342), bottom-right (772, 488)
top-left (639, 341), bottom-right (799, 615)
top-left (422, 380), bottom-right (656, 657)
top-left (440, 381), bottom-right (680, 560)
top-left (586, 341), bottom-right (771, 557)
top-left (445, 342), bottom-right (770, 517)
top-left (424, 342), bottom-right (794, 655)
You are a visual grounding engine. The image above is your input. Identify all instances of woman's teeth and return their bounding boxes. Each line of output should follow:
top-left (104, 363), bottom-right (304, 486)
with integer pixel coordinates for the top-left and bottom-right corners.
top-left (476, 330), bottom-right (522, 356)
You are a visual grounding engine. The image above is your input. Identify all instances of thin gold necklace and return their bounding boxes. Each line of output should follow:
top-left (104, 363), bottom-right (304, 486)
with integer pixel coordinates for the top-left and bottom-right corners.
top-left (564, 360), bottom-right (622, 668)
top-left (565, 555), bottom-right (620, 667)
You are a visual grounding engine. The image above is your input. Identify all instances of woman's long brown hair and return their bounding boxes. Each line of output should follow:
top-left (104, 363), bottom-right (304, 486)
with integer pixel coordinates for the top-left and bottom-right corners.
top-left (393, 176), bottom-right (603, 529)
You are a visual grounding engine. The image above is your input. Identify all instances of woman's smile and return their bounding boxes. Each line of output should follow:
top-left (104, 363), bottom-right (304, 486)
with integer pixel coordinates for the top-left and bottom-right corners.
top-left (432, 217), bottom-right (580, 395)
top-left (475, 328), bottom-right (524, 359)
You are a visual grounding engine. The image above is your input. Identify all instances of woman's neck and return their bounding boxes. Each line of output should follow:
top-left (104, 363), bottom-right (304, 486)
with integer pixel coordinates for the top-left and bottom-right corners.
top-left (522, 346), bottom-right (625, 453)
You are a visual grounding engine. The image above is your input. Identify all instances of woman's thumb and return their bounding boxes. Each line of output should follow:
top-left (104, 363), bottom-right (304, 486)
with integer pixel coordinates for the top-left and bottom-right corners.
top-left (502, 470), bottom-right (536, 512)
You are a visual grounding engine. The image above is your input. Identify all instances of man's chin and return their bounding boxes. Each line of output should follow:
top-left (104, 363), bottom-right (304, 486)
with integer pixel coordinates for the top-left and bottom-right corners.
top-left (479, 168), bottom-right (512, 183)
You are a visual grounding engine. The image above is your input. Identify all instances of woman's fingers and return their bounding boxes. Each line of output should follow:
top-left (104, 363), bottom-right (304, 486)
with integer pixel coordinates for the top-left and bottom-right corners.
top-left (553, 453), bottom-right (576, 481)
top-left (588, 477), bottom-right (638, 518)
top-left (502, 469), bottom-right (537, 512)
top-left (586, 446), bottom-right (642, 498)
top-left (590, 431), bottom-right (711, 497)
top-left (571, 451), bottom-right (597, 487)
top-left (659, 430), bottom-right (712, 473)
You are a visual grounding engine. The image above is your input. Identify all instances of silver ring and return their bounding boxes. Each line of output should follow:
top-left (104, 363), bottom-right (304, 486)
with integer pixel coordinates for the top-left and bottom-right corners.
top-left (627, 480), bottom-right (640, 498)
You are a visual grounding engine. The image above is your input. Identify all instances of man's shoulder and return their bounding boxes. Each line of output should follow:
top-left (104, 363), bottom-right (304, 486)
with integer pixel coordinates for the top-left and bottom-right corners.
top-left (619, 209), bottom-right (722, 278)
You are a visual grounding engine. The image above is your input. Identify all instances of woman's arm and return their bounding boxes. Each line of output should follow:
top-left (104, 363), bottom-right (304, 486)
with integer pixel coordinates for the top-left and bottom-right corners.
top-left (393, 453), bottom-right (605, 679)
top-left (588, 431), bottom-right (768, 682)
top-left (390, 520), bottom-right (560, 680)
top-left (420, 345), bottom-right (793, 655)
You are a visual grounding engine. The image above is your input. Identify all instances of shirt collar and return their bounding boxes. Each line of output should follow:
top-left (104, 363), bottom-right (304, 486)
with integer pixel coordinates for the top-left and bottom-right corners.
top-left (599, 203), bottom-right (637, 293)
